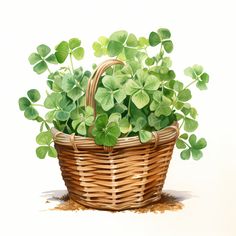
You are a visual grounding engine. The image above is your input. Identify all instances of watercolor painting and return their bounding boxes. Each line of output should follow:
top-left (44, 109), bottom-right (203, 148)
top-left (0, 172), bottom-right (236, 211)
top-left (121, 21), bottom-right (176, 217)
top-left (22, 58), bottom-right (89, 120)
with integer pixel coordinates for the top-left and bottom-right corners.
top-left (1, 0), bottom-right (236, 235)
top-left (18, 29), bottom-right (208, 212)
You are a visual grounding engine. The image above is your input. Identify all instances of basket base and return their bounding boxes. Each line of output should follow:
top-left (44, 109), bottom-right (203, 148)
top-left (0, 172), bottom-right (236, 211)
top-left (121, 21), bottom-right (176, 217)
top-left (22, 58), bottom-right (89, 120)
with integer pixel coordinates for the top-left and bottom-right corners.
top-left (68, 192), bottom-right (162, 211)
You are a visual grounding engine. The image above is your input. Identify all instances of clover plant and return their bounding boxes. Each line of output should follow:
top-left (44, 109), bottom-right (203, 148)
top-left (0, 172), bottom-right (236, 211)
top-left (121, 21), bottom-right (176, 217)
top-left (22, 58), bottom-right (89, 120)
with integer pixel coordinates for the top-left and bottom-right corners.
top-left (19, 28), bottom-right (209, 160)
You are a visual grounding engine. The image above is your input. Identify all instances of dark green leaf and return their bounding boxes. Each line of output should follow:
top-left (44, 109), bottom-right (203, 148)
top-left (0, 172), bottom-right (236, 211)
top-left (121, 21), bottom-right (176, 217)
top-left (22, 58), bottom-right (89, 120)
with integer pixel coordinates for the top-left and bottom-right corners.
top-left (55, 41), bottom-right (69, 63)
top-left (189, 134), bottom-right (197, 147)
top-left (163, 40), bottom-right (173, 53)
top-left (19, 97), bottom-right (31, 111)
top-left (200, 73), bottom-right (209, 83)
top-left (195, 138), bottom-right (207, 149)
top-left (55, 111), bottom-right (70, 121)
top-left (24, 106), bottom-right (39, 120)
top-left (27, 89), bottom-right (40, 102)
top-left (149, 32), bottom-right (161, 46)
top-left (179, 133), bottom-right (188, 140)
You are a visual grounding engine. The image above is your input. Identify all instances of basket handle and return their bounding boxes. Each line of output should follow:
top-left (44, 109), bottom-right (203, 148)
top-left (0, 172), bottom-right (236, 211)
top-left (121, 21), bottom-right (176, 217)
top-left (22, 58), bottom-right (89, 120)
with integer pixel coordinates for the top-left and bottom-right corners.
top-left (85, 59), bottom-right (124, 117)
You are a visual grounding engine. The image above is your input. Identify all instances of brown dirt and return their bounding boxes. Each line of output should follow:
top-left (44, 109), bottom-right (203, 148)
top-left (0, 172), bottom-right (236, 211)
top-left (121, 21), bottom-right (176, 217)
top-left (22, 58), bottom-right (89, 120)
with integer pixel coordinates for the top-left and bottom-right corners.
top-left (52, 193), bottom-right (183, 213)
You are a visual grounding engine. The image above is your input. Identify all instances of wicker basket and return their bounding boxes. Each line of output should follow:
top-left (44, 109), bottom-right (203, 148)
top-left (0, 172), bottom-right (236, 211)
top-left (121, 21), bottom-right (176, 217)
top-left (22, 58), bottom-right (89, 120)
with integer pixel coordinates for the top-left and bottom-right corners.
top-left (52, 59), bottom-right (179, 211)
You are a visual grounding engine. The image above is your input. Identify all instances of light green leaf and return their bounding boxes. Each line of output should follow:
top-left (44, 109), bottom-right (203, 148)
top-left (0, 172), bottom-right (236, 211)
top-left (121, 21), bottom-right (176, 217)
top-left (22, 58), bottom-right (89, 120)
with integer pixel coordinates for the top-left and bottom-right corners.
top-left (180, 133), bottom-right (188, 140)
top-left (67, 87), bottom-right (84, 101)
top-left (148, 113), bottom-right (161, 130)
top-left (132, 90), bottom-right (150, 109)
top-left (27, 89), bottom-right (40, 102)
top-left (55, 41), bottom-right (69, 63)
top-left (95, 88), bottom-right (114, 111)
top-left (180, 149), bottom-right (191, 160)
top-left (61, 74), bottom-right (75, 92)
top-left (126, 33), bottom-right (138, 47)
top-left (184, 67), bottom-right (197, 79)
top-left (163, 40), bottom-right (173, 53)
top-left (69, 38), bottom-right (81, 49)
top-left (139, 130), bottom-right (152, 143)
top-left (124, 47), bottom-right (137, 59)
top-left (19, 97), bottom-right (31, 111)
top-left (48, 146), bottom-right (57, 157)
top-left (138, 37), bottom-right (149, 47)
top-left (55, 110), bottom-right (70, 121)
top-left (33, 61), bottom-right (48, 74)
top-left (110, 30), bottom-right (128, 43)
top-left (193, 64), bottom-right (203, 75)
top-left (44, 93), bottom-right (62, 109)
top-left (45, 110), bottom-right (55, 123)
top-left (149, 32), bottom-right (161, 46)
top-left (158, 28), bottom-right (171, 40)
top-left (113, 89), bottom-right (126, 103)
top-left (144, 75), bottom-right (160, 90)
top-left (196, 81), bottom-right (207, 90)
top-left (36, 131), bottom-right (52, 145)
top-left (125, 80), bottom-right (140, 95)
top-left (190, 107), bottom-right (198, 119)
top-left (184, 118), bottom-right (198, 132)
top-left (133, 117), bottom-right (147, 132)
top-left (36, 146), bottom-right (48, 159)
top-left (178, 89), bottom-right (192, 102)
top-left (191, 148), bottom-right (203, 160)
top-left (37, 44), bottom-right (51, 57)
top-left (107, 40), bottom-right (123, 56)
top-left (145, 57), bottom-right (155, 66)
top-left (24, 106), bottom-right (39, 120)
top-left (72, 47), bottom-right (84, 60)
top-left (119, 117), bottom-right (132, 133)
top-left (176, 139), bottom-right (186, 149)
top-left (77, 122), bottom-right (86, 135)
top-left (28, 53), bottom-right (41, 65)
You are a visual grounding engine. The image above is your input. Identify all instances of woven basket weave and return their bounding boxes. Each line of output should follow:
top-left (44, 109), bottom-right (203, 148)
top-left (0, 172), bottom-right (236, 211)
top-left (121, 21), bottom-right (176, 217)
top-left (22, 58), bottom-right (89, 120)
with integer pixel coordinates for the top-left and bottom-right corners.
top-left (52, 59), bottom-right (179, 211)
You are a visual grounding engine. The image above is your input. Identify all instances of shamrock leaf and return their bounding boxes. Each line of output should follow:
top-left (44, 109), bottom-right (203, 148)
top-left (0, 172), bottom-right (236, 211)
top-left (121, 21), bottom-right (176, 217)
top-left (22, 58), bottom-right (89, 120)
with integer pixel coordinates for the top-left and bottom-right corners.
top-left (72, 106), bottom-right (94, 135)
top-left (92, 114), bottom-right (120, 147)
top-left (125, 70), bottom-right (160, 109)
top-left (95, 75), bottom-right (126, 111)
top-left (92, 36), bottom-right (109, 57)
top-left (28, 44), bottom-right (58, 74)
top-left (55, 38), bottom-right (84, 64)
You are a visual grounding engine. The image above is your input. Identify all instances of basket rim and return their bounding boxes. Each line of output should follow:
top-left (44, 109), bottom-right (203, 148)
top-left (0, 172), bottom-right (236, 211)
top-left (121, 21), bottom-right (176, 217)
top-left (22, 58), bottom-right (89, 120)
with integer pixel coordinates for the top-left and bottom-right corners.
top-left (51, 121), bottom-right (179, 150)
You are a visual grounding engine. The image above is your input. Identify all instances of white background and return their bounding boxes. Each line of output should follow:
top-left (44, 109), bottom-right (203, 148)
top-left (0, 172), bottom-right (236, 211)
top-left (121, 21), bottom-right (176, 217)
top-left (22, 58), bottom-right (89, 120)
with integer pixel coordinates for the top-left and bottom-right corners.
top-left (0, 0), bottom-right (236, 235)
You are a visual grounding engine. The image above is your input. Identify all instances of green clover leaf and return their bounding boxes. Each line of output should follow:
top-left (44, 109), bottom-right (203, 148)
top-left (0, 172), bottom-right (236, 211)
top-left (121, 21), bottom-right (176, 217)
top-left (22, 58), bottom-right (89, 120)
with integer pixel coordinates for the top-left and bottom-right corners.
top-left (92, 114), bottom-right (121, 147)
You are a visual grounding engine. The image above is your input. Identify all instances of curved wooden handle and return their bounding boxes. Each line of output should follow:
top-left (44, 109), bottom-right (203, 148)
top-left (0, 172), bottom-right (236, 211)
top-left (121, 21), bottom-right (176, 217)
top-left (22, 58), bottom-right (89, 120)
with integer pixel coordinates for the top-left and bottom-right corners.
top-left (85, 59), bottom-right (124, 117)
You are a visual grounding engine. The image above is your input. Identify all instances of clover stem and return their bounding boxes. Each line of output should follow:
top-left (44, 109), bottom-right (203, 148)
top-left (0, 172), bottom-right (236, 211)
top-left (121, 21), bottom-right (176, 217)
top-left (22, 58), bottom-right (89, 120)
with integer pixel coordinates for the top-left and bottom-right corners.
top-left (181, 139), bottom-right (191, 148)
top-left (184, 79), bottom-right (197, 90)
top-left (32, 104), bottom-right (44, 107)
top-left (127, 98), bottom-right (131, 117)
top-left (69, 53), bottom-right (74, 73)
top-left (47, 67), bottom-right (52, 74)
top-left (179, 118), bottom-right (185, 129)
